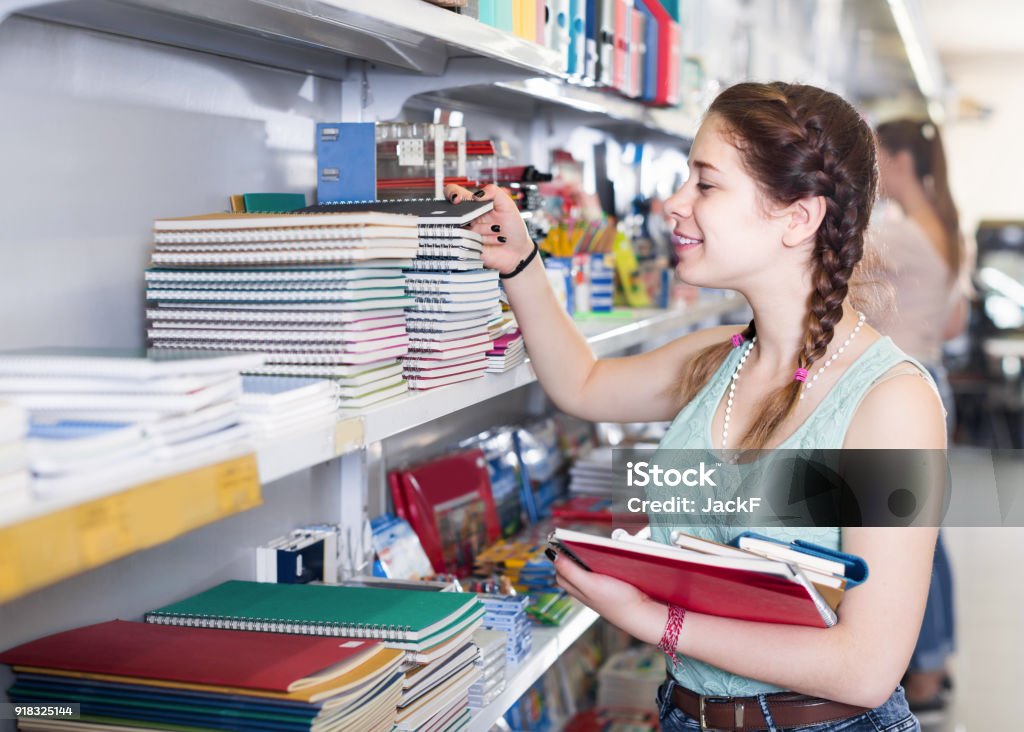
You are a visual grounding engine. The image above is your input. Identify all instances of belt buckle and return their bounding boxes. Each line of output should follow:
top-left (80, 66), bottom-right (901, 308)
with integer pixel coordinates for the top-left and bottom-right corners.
top-left (699, 695), bottom-right (742, 731)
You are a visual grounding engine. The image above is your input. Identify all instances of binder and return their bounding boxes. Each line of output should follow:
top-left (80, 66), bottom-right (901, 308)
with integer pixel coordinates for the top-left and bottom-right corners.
top-left (549, 527), bottom-right (865, 627)
top-left (145, 580), bottom-right (485, 650)
top-left (636, 0), bottom-right (681, 105)
top-left (732, 531), bottom-right (869, 587)
top-left (545, 0), bottom-right (571, 73)
top-left (637, 1), bottom-right (658, 101)
top-left (316, 122), bottom-right (376, 204)
top-left (567, 0), bottom-right (586, 76)
top-left (629, 6), bottom-right (644, 98)
top-left (584, 0), bottom-right (600, 79)
top-left (597, 0), bottom-right (616, 86)
top-left (612, 0), bottom-right (630, 92)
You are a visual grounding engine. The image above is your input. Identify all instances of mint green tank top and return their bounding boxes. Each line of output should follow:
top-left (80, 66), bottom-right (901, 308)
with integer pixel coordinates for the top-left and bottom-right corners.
top-left (650, 335), bottom-right (936, 697)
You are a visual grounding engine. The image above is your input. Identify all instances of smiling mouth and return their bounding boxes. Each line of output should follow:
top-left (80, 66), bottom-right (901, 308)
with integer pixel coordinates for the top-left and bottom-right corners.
top-left (672, 233), bottom-right (704, 250)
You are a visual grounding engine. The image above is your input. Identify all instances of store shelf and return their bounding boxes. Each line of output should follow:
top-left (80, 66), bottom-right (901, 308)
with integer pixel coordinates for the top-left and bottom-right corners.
top-left (0, 298), bottom-right (744, 602)
top-left (14, 0), bottom-right (563, 79)
top-left (468, 602), bottom-right (600, 732)
top-left (364, 296), bottom-right (745, 443)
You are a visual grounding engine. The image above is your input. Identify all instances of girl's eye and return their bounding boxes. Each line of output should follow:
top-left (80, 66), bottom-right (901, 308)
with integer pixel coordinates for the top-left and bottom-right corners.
top-left (696, 182), bottom-right (713, 192)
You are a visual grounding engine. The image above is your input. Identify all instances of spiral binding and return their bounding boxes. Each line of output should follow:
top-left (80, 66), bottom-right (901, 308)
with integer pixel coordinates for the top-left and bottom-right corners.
top-left (146, 611), bottom-right (414, 640)
top-left (153, 225), bottom-right (369, 245)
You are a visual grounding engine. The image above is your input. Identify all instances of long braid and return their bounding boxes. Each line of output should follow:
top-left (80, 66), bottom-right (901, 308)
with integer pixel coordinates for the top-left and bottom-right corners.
top-left (677, 82), bottom-right (878, 450)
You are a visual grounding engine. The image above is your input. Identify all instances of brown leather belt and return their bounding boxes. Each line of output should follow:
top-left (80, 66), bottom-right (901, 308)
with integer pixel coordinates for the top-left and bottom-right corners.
top-left (671, 684), bottom-right (869, 731)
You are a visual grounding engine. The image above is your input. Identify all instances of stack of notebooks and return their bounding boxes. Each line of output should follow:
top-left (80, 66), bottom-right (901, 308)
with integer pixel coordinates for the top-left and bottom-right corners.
top-left (145, 209), bottom-right (422, 408)
top-left (485, 330), bottom-right (525, 373)
top-left (0, 620), bottom-right (405, 732)
top-left (300, 199), bottom-right (499, 391)
top-left (467, 628), bottom-right (507, 712)
top-left (0, 350), bottom-right (260, 498)
top-left (0, 401), bottom-right (30, 510)
top-left (396, 636), bottom-right (480, 731)
top-left (240, 376), bottom-right (340, 442)
top-left (477, 595), bottom-right (532, 665)
top-left (142, 581), bottom-right (485, 731)
top-left (568, 446), bottom-right (618, 496)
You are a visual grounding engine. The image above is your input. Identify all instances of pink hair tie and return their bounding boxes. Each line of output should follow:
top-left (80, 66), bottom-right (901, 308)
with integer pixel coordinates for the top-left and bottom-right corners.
top-left (731, 333), bottom-right (746, 347)
top-left (794, 368), bottom-right (808, 382)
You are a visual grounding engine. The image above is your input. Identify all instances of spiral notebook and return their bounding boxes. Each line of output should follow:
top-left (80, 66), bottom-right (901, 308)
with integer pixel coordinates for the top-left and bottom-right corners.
top-left (145, 580), bottom-right (485, 651)
top-left (299, 199), bottom-right (493, 226)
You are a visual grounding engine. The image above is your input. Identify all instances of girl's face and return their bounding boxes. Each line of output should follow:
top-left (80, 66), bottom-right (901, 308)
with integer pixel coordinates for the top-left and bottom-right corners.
top-left (664, 115), bottom-right (793, 290)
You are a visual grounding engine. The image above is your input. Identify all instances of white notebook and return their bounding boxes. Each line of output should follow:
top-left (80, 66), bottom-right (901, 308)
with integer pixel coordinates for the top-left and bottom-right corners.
top-left (153, 210), bottom-right (418, 232)
top-left (149, 326), bottom-right (408, 345)
top-left (11, 377), bottom-right (241, 416)
top-left (404, 270), bottom-right (497, 285)
top-left (406, 369), bottom-right (486, 391)
top-left (337, 381), bottom-right (409, 409)
top-left (404, 358), bottom-right (487, 379)
top-left (242, 359), bottom-right (403, 381)
top-left (240, 377), bottom-right (339, 410)
top-left (146, 277), bottom-right (405, 292)
top-left (405, 344), bottom-right (489, 362)
top-left (409, 300), bottom-right (500, 313)
top-left (151, 249), bottom-right (418, 267)
top-left (403, 352), bottom-right (488, 370)
top-left (146, 288), bottom-right (408, 304)
top-left (148, 308), bottom-right (407, 327)
top-left (405, 314), bottom-right (494, 334)
top-left (148, 319), bottom-right (407, 335)
top-left (166, 345), bottom-right (412, 367)
top-left (145, 268), bottom-right (405, 284)
top-left (0, 349), bottom-right (263, 380)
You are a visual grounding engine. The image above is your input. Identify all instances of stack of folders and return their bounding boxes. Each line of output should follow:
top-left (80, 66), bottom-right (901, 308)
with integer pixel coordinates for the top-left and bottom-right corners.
top-left (0, 401), bottom-right (30, 510)
top-left (146, 209), bottom-right (422, 408)
top-left (396, 635), bottom-right (481, 731)
top-left (0, 350), bottom-right (262, 498)
top-left (467, 628), bottom-right (507, 711)
top-left (477, 594), bottom-right (533, 665)
top-left (240, 376), bottom-right (341, 442)
top-left (0, 620), bottom-right (405, 732)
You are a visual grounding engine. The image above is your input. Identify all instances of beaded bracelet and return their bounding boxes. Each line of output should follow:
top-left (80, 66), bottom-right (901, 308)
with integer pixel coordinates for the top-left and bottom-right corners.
top-left (499, 241), bottom-right (540, 280)
top-left (657, 604), bottom-right (686, 671)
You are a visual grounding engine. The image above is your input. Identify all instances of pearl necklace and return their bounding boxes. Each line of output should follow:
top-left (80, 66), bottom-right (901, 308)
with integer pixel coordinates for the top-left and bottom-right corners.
top-left (720, 311), bottom-right (867, 449)
top-left (800, 311), bottom-right (866, 400)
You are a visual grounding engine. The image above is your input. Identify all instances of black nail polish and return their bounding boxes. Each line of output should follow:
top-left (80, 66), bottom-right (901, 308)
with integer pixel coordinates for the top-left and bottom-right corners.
top-left (449, 193), bottom-right (458, 203)
top-left (544, 548), bottom-right (557, 562)
top-left (491, 224), bottom-right (501, 233)
top-left (473, 189), bottom-right (486, 198)
top-left (497, 236), bottom-right (507, 243)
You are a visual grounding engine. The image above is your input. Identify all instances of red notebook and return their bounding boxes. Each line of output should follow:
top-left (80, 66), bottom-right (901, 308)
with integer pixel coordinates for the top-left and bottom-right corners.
top-left (389, 449), bottom-right (501, 576)
top-left (0, 620), bottom-right (381, 691)
top-left (550, 528), bottom-right (840, 628)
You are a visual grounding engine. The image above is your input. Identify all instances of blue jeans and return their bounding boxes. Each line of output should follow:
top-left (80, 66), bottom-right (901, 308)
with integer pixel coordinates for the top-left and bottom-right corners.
top-left (656, 679), bottom-right (920, 731)
top-left (909, 531), bottom-right (955, 672)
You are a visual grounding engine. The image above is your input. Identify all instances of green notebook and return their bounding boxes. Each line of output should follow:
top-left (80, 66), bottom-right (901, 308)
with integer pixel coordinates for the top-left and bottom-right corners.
top-left (145, 581), bottom-right (483, 650)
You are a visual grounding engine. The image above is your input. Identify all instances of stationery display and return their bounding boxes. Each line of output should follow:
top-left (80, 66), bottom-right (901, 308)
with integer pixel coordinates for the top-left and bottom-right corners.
top-left (477, 594), bottom-right (533, 664)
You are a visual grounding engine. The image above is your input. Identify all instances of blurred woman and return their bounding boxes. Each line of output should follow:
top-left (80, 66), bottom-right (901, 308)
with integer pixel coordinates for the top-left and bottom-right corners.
top-left (873, 119), bottom-right (965, 711)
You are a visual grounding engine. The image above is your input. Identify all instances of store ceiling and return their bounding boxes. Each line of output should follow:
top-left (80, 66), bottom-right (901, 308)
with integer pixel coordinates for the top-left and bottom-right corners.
top-left (921, 0), bottom-right (1024, 59)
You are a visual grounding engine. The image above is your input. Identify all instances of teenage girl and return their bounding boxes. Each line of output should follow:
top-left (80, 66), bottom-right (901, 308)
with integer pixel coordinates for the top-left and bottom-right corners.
top-left (446, 82), bottom-right (944, 732)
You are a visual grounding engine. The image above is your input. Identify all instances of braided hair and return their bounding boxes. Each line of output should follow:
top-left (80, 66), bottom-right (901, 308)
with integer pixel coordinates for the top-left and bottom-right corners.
top-left (676, 82), bottom-right (879, 450)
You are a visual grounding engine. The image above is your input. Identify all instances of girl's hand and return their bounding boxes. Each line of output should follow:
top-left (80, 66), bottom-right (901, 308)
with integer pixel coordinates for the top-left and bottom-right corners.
top-left (551, 550), bottom-right (662, 645)
top-left (444, 183), bottom-right (535, 276)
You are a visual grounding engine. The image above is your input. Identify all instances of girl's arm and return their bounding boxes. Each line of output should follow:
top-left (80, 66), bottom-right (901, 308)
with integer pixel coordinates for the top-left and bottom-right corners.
top-left (553, 372), bottom-right (945, 708)
top-left (445, 183), bottom-right (738, 422)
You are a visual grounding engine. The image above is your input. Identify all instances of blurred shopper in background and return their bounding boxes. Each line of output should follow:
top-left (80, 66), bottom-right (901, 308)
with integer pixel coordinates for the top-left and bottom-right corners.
top-left (872, 119), bottom-right (965, 712)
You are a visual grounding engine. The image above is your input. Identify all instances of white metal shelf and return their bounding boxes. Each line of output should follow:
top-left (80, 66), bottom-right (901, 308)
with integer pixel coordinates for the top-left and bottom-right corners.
top-left (12, 0), bottom-right (696, 143)
top-left (13, 0), bottom-right (563, 79)
top-left (468, 602), bottom-right (600, 732)
top-left (0, 298), bottom-right (745, 534)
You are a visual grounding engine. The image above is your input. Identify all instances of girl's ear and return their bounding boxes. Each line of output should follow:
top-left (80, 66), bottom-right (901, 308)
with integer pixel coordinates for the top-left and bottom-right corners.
top-left (781, 195), bottom-right (827, 249)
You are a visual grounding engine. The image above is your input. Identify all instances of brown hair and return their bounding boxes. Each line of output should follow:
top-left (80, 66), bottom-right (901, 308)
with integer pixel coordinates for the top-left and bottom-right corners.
top-left (876, 119), bottom-right (963, 276)
top-left (677, 82), bottom-right (879, 450)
